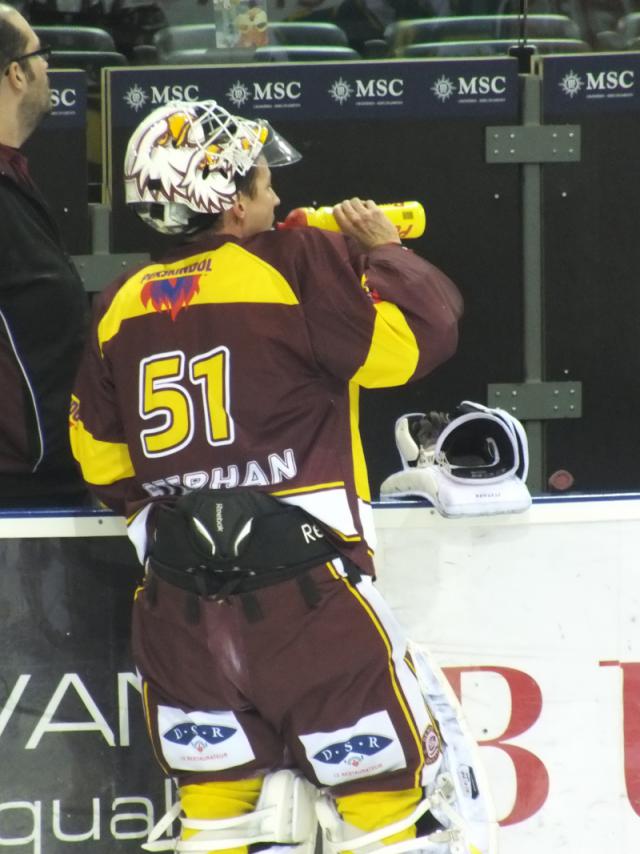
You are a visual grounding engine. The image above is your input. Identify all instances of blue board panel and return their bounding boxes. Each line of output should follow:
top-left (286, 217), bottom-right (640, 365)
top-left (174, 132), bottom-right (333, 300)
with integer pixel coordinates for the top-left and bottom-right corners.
top-left (107, 58), bottom-right (519, 128)
top-left (540, 51), bottom-right (640, 117)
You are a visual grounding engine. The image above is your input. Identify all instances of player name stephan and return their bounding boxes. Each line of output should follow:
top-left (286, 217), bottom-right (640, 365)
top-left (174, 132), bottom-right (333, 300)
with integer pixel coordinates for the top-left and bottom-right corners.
top-left (142, 447), bottom-right (298, 496)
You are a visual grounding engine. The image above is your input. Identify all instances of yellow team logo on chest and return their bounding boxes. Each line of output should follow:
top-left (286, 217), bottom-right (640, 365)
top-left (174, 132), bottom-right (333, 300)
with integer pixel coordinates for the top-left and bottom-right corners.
top-left (98, 244), bottom-right (299, 349)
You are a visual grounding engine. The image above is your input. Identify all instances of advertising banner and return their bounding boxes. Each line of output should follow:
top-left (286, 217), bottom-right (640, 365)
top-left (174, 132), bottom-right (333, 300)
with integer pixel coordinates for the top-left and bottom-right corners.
top-left (107, 58), bottom-right (519, 125)
top-left (0, 528), bottom-right (171, 853)
top-left (2, 498), bottom-right (640, 852)
top-left (538, 51), bottom-right (640, 118)
top-left (375, 496), bottom-right (640, 854)
top-left (23, 71), bottom-right (90, 255)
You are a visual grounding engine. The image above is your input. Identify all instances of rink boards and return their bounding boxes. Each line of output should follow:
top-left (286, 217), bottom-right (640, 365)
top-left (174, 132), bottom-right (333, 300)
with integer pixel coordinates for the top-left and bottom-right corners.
top-left (0, 496), bottom-right (639, 853)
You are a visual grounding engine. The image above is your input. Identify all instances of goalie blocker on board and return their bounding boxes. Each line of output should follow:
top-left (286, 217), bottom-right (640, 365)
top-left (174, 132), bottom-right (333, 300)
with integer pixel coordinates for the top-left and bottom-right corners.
top-left (381, 401), bottom-right (531, 517)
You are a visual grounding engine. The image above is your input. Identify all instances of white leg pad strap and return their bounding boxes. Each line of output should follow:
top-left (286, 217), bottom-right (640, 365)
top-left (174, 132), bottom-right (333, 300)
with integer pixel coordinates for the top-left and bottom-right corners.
top-left (142, 770), bottom-right (318, 853)
top-left (316, 784), bottom-right (466, 854)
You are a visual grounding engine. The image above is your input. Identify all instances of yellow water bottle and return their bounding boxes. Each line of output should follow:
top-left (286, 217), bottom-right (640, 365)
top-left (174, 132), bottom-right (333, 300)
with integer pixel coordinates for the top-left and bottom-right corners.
top-left (279, 201), bottom-right (426, 239)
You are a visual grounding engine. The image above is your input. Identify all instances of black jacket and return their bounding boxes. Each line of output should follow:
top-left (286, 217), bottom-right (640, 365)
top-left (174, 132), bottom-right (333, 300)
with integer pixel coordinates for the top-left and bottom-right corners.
top-left (0, 146), bottom-right (89, 506)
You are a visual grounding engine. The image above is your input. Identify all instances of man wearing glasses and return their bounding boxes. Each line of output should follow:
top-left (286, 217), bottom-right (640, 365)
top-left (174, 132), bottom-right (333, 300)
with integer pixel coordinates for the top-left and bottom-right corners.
top-left (0, 5), bottom-right (88, 507)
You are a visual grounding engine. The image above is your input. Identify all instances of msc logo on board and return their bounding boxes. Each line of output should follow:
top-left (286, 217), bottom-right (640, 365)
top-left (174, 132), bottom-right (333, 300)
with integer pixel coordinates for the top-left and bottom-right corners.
top-left (226, 79), bottom-right (302, 108)
top-left (558, 68), bottom-right (635, 99)
top-left (49, 87), bottom-right (80, 117)
top-left (51, 88), bottom-right (78, 108)
top-left (123, 83), bottom-right (201, 111)
top-left (328, 76), bottom-right (404, 105)
top-left (431, 74), bottom-right (507, 102)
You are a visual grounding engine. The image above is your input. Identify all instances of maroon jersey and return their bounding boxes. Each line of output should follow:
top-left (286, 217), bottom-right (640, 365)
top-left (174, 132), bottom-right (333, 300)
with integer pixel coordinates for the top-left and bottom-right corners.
top-left (71, 227), bottom-right (461, 571)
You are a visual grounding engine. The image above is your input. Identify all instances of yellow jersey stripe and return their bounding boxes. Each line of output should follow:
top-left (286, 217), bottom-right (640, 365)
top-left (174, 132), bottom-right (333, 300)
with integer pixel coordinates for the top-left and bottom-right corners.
top-left (348, 382), bottom-right (371, 502)
top-left (271, 481), bottom-right (344, 496)
top-left (332, 530), bottom-right (362, 543)
top-left (352, 301), bottom-right (418, 388)
top-left (70, 417), bottom-right (135, 485)
top-left (98, 244), bottom-right (299, 350)
top-left (326, 563), bottom-right (426, 786)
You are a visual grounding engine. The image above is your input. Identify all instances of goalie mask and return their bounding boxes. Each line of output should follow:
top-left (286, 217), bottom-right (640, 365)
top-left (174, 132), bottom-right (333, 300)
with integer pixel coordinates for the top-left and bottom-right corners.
top-left (124, 100), bottom-right (301, 234)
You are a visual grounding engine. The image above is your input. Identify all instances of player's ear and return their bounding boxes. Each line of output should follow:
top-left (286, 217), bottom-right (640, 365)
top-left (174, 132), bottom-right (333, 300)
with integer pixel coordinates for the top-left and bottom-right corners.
top-left (231, 195), bottom-right (246, 221)
top-left (4, 60), bottom-right (24, 89)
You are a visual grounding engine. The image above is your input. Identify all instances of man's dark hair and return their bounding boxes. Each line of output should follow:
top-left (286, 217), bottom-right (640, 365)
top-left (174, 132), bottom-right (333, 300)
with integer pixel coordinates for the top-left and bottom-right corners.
top-left (0, 6), bottom-right (27, 72)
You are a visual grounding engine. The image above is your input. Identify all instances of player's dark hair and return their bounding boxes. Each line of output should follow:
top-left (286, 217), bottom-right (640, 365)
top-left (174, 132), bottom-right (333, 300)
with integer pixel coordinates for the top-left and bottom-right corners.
top-left (194, 165), bottom-right (259, 235)
top-left (236, 166), bottom-right (259, 199)
top-left (0, 6), bottom-right (27, 72)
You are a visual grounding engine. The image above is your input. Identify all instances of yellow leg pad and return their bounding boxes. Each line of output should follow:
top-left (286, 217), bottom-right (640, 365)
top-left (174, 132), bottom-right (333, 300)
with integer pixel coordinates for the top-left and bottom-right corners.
top-left (335, 787), bottom-right (422, 847)
top-left (179, 777), bottom-right (263, 854)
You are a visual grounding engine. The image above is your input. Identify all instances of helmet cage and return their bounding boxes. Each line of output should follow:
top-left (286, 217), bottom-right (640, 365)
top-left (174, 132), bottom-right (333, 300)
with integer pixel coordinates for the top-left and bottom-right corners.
top-left (195, 101), bottom-right (269, 178)
top-left (124, 99), bottom-right (299, 233)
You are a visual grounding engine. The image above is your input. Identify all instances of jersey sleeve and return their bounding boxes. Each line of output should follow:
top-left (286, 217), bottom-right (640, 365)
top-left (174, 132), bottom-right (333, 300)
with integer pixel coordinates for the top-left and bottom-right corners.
top-left (69, 284), bottom-right (142, 515)
top-left (354, 242), bottom-right (463, 387)
top-left (293, 230), bottom-right (462, 388)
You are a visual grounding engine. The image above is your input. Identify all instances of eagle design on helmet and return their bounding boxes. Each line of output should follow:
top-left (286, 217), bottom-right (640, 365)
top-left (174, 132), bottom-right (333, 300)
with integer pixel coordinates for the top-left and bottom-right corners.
top-left (124, 100), bottom-right (285, 233)
top-left (126, 107), bottom-right (196, 205)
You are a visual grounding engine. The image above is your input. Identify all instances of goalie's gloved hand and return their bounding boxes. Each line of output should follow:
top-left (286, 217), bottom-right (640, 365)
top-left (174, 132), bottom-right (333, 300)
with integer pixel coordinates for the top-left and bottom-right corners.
top-left (396, 411), bottom-right (451, 469)
top-left (413, 411), bottom-right (450, 450)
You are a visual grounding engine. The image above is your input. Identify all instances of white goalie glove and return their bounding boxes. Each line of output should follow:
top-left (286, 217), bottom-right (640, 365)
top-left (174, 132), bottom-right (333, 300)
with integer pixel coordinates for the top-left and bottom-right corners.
top-left (380, 401), bottom-right (531, 517)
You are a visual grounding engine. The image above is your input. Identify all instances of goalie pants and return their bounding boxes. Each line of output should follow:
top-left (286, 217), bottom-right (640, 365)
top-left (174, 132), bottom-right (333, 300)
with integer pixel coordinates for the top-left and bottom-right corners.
top-left (132, 558), bottom-right (441, 796)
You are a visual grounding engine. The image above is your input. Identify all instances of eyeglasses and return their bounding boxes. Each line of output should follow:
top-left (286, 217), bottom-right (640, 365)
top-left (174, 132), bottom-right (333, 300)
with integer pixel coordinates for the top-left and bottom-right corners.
top-left (3, 44), bottom-right (52, 75)
top-left (10, 45), bottom-right (52, 65)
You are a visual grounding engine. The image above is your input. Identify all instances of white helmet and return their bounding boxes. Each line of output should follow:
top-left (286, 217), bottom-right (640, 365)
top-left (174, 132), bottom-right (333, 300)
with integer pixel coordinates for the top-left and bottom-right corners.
top-left (124, 99), bottom-right (301, 234)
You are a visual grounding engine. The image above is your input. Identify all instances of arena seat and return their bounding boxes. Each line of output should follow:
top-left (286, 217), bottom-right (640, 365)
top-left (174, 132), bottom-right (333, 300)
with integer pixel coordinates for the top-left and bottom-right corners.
top-left (157, 46), bottom-right (257, 65)
top-left (385, 14), bottom-right (583, 54)
top-left (34, 25), bottom-right (116, 51)
top-left (160, 44), bottom-right (361, 63)
top-left (400, 38), bottom-right (590, 58)
top-left (267, 22), bottom-right (349, 46)
top-left (153, 23), bottom-right (217, 60)
top-left (153, 22), bottom-right (350, 59)
top-left (154, 46), bottom-right (209, 64)
top-left (613, 12), bottom-right (640, 48)
top-left (592, 8), bottom-right (629, 50)
top-left (27, 0), bottom-right (105, 28)
top-left (253, 44), bottom-right (360, 61)
top-left (107, 0), bottom-right (168, 59)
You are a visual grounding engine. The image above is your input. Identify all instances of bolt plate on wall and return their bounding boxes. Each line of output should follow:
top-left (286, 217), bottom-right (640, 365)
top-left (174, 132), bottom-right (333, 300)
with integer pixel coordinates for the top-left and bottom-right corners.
top-left (486, 125), bottom-right (581, 163)
top-left (487, 381), bottom-right (582, 419)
